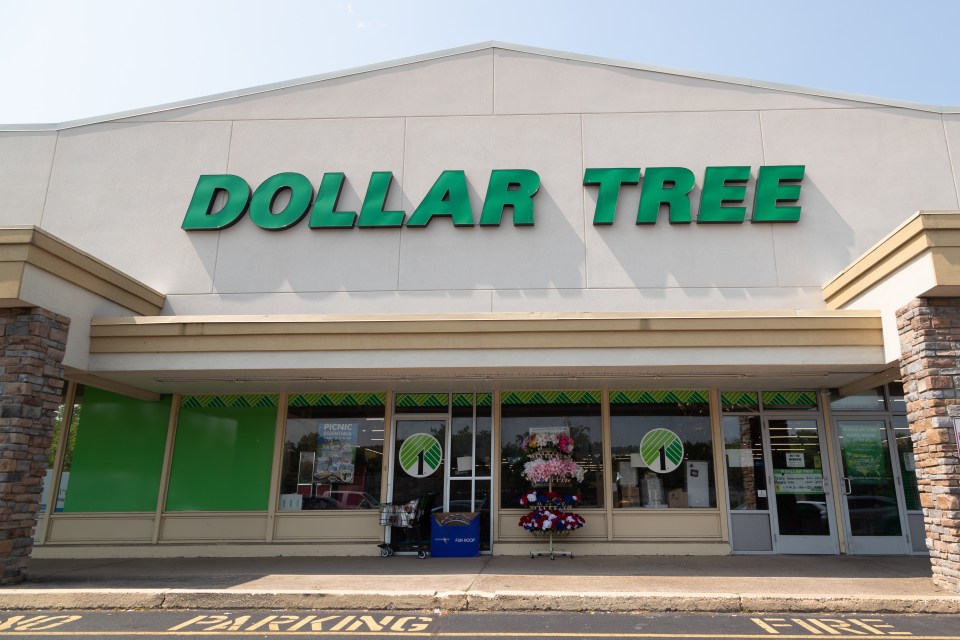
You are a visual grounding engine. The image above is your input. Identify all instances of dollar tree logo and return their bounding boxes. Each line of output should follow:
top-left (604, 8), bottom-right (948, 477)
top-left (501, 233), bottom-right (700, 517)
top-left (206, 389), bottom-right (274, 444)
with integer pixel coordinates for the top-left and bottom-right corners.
top-left (639, 428), bottom-right (684, 474)
top-left (399, 433), bottom-right (442, 478)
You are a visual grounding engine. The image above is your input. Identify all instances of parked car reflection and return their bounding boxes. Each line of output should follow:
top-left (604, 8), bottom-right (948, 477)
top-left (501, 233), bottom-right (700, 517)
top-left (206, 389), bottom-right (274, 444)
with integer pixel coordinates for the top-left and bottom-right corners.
top-left (318, 491), bottom-right (380, 509)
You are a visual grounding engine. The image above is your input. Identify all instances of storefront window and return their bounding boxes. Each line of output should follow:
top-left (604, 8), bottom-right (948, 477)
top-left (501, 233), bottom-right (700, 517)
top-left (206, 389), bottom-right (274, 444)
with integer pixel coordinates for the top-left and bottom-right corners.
top-left (279, 393), bottom-right (385, 511)
top-left (893, 415), bottom-right (921, 511)
top-left (721, 391), bottom-right (759, 413)
top-left (610, 391), bottom-right (715, 509)
top-left (499, 391), bottom-right (603, 509)
top-left (166, 394), bottom-right (277, 511)
top-left (829, 388), bottom-right (886, 412)
top-left (47, 389), bottom-right (82, 514)
top-left (888, 382), bottom-right (906, 414)
top-left (722, 415), bottom-right (767, 510)
top-left (450, 393), bottom-right (493, 551)
top-left (59, 386), bottom-right (171, 513)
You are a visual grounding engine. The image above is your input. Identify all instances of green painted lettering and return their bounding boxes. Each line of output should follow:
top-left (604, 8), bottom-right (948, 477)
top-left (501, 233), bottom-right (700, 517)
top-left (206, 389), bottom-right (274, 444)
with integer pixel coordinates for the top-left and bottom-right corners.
top-left (406, 170), bottom-right (474, 227)
top-left (479, 169), bottom-right (540, 226)
top-left (308, 172), bottom-right (356, 228)
top-left (358, 172), bottom-right (405, 228)
top-left (249, 172), bottom-right (313, 230)
top-left (584, 168), bottom-right (640, 225)
top-left (698, 166), bottom-right (750, 223)
top-left (753, 165), bottom-right (804, 222)
top-left (637, 167), bottom-right (695, 224)
top-left (181, 174), bottom-right (250, 230)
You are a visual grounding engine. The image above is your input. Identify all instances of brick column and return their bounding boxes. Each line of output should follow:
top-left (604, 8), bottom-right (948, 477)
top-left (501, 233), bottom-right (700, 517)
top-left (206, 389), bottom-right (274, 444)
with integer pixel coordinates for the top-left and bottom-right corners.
top-left (0, 307), bottom-right (69, 585)
top-left (897, 297), bottom-right (960, 593)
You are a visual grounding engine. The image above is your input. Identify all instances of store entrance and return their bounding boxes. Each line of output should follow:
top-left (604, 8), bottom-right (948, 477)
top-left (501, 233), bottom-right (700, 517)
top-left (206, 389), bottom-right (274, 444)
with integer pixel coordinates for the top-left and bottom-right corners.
top-left (386, 417), bottom-right (446, 550)
top-left (766, 417), bottom-right (840, 554)
top-left (834, 418), bottom-right (911, 555)
top-left (386, 394), bottom-right (494, 553)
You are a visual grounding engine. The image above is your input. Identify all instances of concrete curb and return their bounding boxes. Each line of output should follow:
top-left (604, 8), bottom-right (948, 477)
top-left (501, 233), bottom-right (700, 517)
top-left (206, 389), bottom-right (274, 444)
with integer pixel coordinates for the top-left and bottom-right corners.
top-left (3, 589), bottom-right (960, 613)
top-left (739, 594), bottom-right (960, 615)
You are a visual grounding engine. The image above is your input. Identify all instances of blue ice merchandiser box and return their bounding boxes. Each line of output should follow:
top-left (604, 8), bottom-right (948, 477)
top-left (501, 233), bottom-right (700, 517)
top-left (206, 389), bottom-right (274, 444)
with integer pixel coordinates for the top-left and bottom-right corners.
top-left (430, 512), bottom-right (480, 557)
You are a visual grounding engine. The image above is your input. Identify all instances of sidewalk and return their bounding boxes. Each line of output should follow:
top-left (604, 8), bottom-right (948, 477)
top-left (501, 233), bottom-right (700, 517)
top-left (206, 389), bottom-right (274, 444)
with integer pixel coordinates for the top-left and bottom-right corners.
top-left (2, 554), bottom-right (959, 614)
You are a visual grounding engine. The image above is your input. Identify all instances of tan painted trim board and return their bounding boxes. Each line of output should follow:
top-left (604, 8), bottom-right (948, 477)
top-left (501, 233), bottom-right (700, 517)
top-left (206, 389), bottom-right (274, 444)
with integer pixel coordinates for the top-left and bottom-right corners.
top-left (89, 311), bottom-right (882, 355)
top-left (0, 226), bottom-right (164, 315)
top-left (823, 210), bottom-right (960, 308)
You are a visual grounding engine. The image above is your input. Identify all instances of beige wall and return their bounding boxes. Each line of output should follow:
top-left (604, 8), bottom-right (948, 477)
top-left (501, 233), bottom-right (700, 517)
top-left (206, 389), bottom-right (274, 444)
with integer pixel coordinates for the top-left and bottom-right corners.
top-left (0, 46), bottom-right (955, 322)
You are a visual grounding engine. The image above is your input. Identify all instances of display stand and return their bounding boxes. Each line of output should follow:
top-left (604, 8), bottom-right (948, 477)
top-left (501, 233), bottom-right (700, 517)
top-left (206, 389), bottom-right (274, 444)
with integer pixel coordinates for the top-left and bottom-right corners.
top-left (529, 480), bottom-right (573, 560)
top-left (517, 431), bottom-right (584, 559)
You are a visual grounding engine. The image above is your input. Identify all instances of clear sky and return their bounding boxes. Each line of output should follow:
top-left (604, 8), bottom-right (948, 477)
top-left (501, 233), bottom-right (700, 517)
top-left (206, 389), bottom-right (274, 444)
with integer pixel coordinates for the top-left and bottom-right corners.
top-left (2, 0), bottom-right (958, 124)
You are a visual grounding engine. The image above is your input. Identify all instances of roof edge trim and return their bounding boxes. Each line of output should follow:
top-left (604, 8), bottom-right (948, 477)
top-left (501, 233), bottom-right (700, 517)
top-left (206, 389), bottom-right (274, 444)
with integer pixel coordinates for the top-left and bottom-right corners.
top-left (3, 41), bottom-right (957, 131)
top-left (0, 226), bottom-right (166, 315)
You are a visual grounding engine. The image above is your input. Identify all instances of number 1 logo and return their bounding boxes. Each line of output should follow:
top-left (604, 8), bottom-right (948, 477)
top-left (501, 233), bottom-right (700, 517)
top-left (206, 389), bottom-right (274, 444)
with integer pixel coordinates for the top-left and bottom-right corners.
top-left (399, 433), bottom-right (442, 478)
top-left (639, 428), bottom-right (684, 474)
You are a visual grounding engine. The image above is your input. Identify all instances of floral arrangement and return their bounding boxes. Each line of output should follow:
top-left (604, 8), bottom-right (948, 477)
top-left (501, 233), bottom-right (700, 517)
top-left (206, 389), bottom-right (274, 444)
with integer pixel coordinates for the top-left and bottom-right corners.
top-left (519, 508), bottom-right (585, 533)
top-left (522, 456), bottom-right (585, 484)
top-left (517, 429), bottom-right (586, 541)
top-left (519, 489), bottom-right (580, 508)
top-left (521, 432), bottom-right (574, 456)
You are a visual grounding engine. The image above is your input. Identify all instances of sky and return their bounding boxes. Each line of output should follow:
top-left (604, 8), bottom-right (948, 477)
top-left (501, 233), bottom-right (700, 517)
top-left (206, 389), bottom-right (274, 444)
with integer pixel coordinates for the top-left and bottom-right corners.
top-left (1, 0), bottom-right (958, 125)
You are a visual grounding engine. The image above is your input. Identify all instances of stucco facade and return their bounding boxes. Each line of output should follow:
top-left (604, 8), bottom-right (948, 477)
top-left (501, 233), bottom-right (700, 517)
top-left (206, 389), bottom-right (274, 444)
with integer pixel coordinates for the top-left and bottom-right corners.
top-left (0, 44), bottom-right (958, 590)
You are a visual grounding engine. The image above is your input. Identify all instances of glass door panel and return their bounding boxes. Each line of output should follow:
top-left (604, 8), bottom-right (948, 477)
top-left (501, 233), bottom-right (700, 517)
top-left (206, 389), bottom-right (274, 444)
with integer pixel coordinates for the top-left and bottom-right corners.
top-left (836, 419), bottom-right (909, 554)
top-left (723, 415), bottom-right (773, 552)
top-left (388, 418), bottom-right (445, 550)
top-left (767, 418), bottom-right (838, 554)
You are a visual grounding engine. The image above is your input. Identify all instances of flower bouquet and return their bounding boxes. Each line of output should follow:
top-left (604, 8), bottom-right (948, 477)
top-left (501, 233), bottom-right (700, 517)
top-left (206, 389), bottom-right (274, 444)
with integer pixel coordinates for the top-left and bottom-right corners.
top-left (521, 432), bottom-right (575, 457)
top-left (518, 508), bottom-right (585, 536)
top-left (522, 456), bottom-right (585, 485)
top-left (516, 431), bottom-right (585, 557)
top-left (519, 489), bottom-right (580, 509)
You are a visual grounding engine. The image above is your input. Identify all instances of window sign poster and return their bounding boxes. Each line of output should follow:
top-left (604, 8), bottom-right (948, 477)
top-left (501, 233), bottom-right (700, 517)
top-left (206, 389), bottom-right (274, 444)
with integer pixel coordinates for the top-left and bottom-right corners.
top-left (773, 468), bottom-right (825, 494)
top-left (840, 422), bottom-right (885, 483)
top-left (954, 418), bottom-right (960, 453)
top-left (785, 452), bottom-right (805, 468)
top-left (314, 422), bottom-right (358, 484)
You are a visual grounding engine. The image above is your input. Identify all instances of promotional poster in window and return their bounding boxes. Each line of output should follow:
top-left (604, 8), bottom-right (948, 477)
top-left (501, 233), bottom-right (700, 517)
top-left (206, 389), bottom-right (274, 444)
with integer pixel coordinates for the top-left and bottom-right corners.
top-left (314, 422), bottom-right (358, 484)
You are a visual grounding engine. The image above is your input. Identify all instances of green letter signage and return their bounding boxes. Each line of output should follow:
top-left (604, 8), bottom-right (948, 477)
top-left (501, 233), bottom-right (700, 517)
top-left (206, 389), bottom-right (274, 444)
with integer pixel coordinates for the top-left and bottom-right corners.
top-left (479, 169), bottom-right (540, 226)
top-left (584, 168), bottom-right (640, 225)
top-left (358, 172), bottom-right (406, 228)
top-left (698, 166), bottom-right (750, 223)
top-left (309, 172), bottom-right (357, 228)
top-left (181, 174), bottom-right (251, 230)
top-left (407, 170), bottom-right (474, 227)
top-left (638, 167), bottom-right (695, 224)
top-left (753, 165), bottom-right (805, 222)
top-left (182, 165), bottom-right (804, 233)
top-left (249, 172), bottom-right (314, 231)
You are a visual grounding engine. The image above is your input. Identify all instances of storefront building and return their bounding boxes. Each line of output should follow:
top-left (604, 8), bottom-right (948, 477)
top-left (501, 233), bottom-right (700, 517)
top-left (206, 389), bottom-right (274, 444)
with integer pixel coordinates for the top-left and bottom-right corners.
top-left (1, 44), bottom-right (959, 590)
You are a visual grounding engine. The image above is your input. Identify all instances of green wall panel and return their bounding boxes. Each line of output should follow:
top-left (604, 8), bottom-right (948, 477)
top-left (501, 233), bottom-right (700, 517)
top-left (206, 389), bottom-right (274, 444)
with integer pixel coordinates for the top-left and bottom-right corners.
top-left (63, 388), bottom-right (171, 513)
top-left (165, 404), bottom-right (277, 511)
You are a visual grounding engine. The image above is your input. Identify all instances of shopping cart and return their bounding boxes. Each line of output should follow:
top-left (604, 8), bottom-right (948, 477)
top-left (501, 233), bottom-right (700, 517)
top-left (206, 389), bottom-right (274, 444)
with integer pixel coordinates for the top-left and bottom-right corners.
top-left (377, 495), bottom-right (431, 558)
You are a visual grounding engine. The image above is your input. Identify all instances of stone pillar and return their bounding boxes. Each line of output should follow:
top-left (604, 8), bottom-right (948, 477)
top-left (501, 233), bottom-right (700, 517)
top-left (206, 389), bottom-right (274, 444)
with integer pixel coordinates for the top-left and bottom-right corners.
top-left (897, 297), bottom-right (960, 593)
top-left (0, 307), bottom-right (69, 585)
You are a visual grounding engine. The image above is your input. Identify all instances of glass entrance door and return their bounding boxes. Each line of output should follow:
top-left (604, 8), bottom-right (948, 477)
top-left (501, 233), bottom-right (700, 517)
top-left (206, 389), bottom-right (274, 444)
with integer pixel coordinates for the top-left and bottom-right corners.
top-left (835, 419), bottom-right (910, 554)
top-left (387, 417), bottom-right (445, 550)
top-left (767, 418), bottom-right (839, 554)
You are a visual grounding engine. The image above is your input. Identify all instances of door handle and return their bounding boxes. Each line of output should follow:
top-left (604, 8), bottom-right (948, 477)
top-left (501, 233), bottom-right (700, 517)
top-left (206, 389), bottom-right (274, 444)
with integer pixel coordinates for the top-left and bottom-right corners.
top-left (843, 477), bottom-right (852, 495)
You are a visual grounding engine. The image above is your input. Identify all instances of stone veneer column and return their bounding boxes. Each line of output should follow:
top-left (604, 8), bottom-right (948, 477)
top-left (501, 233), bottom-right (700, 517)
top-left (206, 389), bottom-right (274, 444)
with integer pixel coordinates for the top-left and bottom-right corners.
top-left (0, 307), bottom-right (69, 585)
top-left (897, 297), bottom-right (960, 593)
